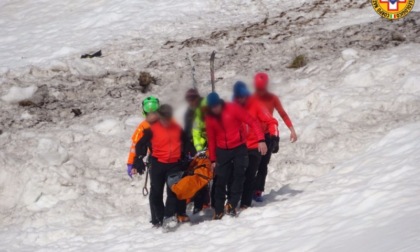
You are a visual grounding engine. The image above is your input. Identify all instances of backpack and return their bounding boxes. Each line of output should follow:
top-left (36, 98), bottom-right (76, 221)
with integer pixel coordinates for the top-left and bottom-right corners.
top-left (171, 152), bottom-right (213, 200)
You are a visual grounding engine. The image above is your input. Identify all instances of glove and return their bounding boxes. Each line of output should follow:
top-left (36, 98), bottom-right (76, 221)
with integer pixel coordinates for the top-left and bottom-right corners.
top-left (271, 136), bottom-right (280, 154)
top-left (127, 164), bottom-right (134, 178)
top-left (133, 156), bottom-right (146, 175)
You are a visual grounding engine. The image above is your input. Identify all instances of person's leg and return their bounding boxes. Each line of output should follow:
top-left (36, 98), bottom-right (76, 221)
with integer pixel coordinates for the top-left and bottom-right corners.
top-left (193, 187), bottom-right (205, 213)
top-left (203, 184), bottom-right (210, 206)
top-left (177, 199), bottom-right (187, 216)
top-left (255, 134), bottom-right (272, 193)
top-left (149, 159), bottom-right (166, 224)
top-left (214, 149), bottom-right (233, 216)
top-left (228, 145), bottom-right (248, 209)
top-left (164, 165), bottom-right (182, 218)
top-left (241, 149), bottom-right (261, 208)
top-left (211, 176), bottom-right (217, 209)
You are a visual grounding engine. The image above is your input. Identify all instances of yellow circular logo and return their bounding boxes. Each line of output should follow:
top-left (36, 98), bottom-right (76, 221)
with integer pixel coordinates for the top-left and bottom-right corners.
top-left (372, 0), bottom-right (415, 20)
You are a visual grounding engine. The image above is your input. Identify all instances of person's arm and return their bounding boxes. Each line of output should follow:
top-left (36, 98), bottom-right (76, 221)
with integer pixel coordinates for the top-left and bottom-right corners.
top-left (181, 129), bottom-right (189, 158)
top-left (233, 104), bottom-right (267, 155)
top-left (132, 129), bottom-right (153, 174)
top-left (205, 117), bottom-right (217, 163)
top-left (274, 96), bottom-right (297, 143)
top-left (127, 124), bottom-right (146, 165)
top-left (274, 96), bottom-right (293, 128)
top-left (257, 105), bottom-right (278, 137)
top-left (234, 104), bottom-right (264, 142)
top-left (184, 108), bottom-right (194, 139)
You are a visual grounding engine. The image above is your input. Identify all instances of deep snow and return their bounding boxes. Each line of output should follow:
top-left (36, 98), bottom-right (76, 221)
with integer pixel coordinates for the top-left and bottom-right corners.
top-left (1, 0), bottom-right (420, 251)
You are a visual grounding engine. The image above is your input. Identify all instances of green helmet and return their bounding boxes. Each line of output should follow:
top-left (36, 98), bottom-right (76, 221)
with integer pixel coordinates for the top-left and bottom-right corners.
top-left (142, 96), bottom-right (160, 114)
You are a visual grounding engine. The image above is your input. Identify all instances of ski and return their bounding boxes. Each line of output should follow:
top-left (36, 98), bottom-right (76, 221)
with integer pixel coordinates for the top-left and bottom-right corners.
top-left (210, 51), bottom-right (216, 92)
top-left (187, 53), bottom-right (198, 90)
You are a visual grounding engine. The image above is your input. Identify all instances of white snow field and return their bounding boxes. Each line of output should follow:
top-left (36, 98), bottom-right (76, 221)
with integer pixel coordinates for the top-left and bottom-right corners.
top-left (1, 0), bottom-right (420, 251)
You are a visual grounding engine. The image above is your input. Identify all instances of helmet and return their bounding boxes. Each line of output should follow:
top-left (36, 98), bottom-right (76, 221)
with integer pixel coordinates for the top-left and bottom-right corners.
top-left (206, 92), bottom-right (222, 108)
top-left (142, 96), bottom-right (160, 114)
top-left (233, 81), bottom-right (250, 98)
top-left (254, 72), bottom-right (269, 90)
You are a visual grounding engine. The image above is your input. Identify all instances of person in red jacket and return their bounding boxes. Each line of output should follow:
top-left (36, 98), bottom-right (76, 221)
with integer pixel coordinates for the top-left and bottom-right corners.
top-left (205, 92), bottom-right (267, 219)
top-left (253, 72), bottom-right (298, 202)
top-left (232, 81), bottom-right (279, 209)
top-left (135, 104), bottom-right (187, 230)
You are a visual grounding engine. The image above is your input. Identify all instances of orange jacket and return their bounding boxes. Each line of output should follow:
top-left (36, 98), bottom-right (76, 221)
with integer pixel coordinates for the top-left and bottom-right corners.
top-left (253, 92), bottom-right (293, 128)
top-left (239, 96), bottom-right (278, 149)
top-left (136, 120), bottom-right (184, 164)
top-left (127, 120), bottom-right (150, 165)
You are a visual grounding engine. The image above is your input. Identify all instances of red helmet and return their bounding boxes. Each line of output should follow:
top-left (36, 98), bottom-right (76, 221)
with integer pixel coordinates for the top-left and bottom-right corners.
top-left (254, 72), bottom-right (269, 90)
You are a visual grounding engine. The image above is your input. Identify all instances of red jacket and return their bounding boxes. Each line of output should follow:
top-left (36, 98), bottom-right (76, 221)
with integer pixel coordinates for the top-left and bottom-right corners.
top-left (253, 92), bottom-right (293, 128)
top-left (239, 96), bottom-right (278, 149)
top-left (206, 102), bottom-right (264, 162)
top-left (136, 120), bottom-right (183, 164)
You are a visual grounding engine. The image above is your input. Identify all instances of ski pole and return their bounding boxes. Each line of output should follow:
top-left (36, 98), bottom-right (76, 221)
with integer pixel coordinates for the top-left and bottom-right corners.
top-left (210, 51), bottom-right (216, 92)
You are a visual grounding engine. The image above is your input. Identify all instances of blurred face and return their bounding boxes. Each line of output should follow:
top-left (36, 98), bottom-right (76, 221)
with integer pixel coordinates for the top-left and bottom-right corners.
top-left (159, 116), bottom-right (171, 127)
top-left (146, 112), bottom-right (159, 122)
top-left (255, 88), bottom-right (267, 96)
top-left (210, 104), bottom-right (222, 115)
top-left (236, 96), bottom-right (247, 105)
top-left (186, 97), bottom-right (200, 109)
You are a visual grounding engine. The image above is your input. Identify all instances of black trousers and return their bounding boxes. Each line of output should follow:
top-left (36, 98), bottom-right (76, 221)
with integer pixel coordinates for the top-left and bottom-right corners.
top-left (255, 134), bottom-right (273, 192)
top-left (214, 144), bottom-right (248, 215)
top-left (241, 149), bottom-right (262, 207)
top-left (193, 185), bottom-right (210, 210)
top-left (149, 158), bottom-right (184, 225)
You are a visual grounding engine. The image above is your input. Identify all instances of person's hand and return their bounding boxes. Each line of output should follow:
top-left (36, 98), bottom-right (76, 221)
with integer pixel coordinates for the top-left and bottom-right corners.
top-left (258, 142), bottom-right (268, 156)
top-left (127, 164), bottom-right (135, 178)
top-left (210, 162), bottom-right (216, 173)
top-left (271, 136), bottom-right (280, 154)
top-left (290, 129), bottom-right (298, 143)
top-left (133, 157), bottom-right (146, 175)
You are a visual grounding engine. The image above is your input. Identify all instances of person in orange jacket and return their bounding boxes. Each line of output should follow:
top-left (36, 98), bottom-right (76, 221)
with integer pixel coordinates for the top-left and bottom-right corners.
top-left (253, 73), bottom-right (298, 202)
top-left (134, 104), bottom-right (188, 230)
top-left (127, 96), bottom-right (160, 178)
top-left (232, 81), bottom-right (279, 209)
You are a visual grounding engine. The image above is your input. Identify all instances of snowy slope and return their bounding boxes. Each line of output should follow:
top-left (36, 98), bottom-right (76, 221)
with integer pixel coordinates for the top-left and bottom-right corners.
top-left (0, 0), bottom-right (304, 69)
top-left (1, 0), bottom-right (420, 251)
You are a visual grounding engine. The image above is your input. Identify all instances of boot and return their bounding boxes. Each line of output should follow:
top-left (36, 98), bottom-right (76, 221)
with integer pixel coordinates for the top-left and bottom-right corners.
top-left (177, 214), bottom-right (190, 223)
top-left (162, 216), bottom-right (179, 232)
top-left (253, 191), bottom-right (264, 203)
top-left (213, 212), bottom-right (224, 220)
top-left (225, 203), bottom-right (237, 217)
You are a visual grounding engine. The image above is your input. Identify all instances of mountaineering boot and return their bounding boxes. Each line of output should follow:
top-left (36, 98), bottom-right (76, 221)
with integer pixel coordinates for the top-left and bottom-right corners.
top-left (253, 191), bottom-right (264, 203)
top-left (213, 212), bottom-right (224, 220)
top-left (240, 205), bottom-right (249, 211)
top-left (177, 214), bottom-right (190, 223)
top-left (225, 203), bottom-right (237, 217)
top-left (152, 222), bottom-right (162, 228)
top-left (162, 216), bottom-right (179, 232)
